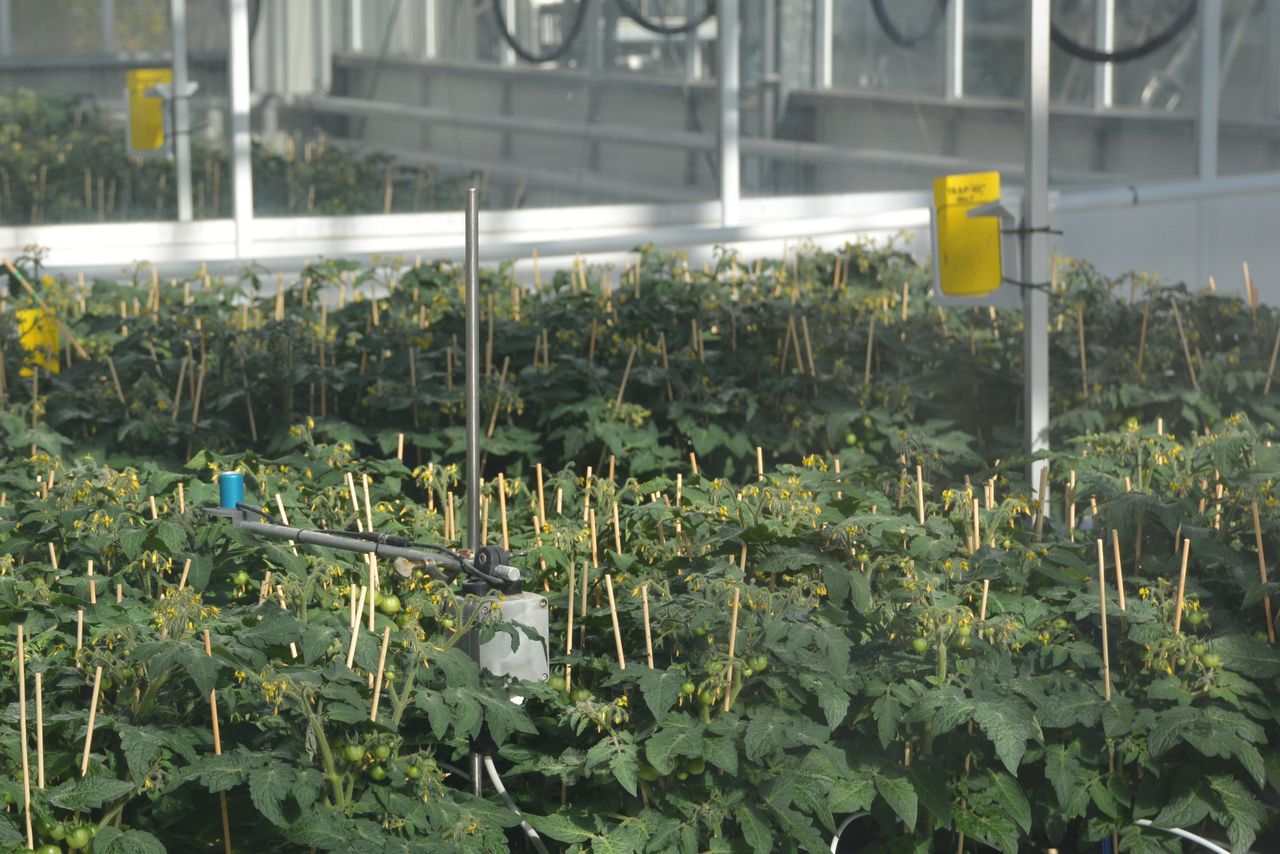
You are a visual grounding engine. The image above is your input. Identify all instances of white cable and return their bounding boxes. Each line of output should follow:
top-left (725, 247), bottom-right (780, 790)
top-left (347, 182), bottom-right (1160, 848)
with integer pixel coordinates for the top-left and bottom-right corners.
top-left (483, 755), bottom-right (550, 854)
top-left (1135, 819), bottom-right (1232, 854)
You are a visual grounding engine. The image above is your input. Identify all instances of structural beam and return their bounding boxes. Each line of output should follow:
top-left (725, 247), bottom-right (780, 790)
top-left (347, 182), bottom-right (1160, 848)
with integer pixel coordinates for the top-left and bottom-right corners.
top-left (170, 0), bottom-right (193, 221)
top-left (1093, 0), bottom-right (1114, 109)
top-left (1023, 0), bottom-right (1051, 500)
top-left (718, 0), bottom-right (740, 227)
top-left (229, 0), bottom-right (254, 257)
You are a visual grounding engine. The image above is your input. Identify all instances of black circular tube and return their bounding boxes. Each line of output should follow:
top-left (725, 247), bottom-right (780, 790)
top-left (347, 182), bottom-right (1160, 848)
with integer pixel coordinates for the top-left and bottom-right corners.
top-left (491, 0), bottom-right (591, 64)
top-left (1050, 0), bottom-right (1197, 64)
top-left (614, 0), bottom-right (715, 36)
top-left (869, 0), bottom-right (948, 49)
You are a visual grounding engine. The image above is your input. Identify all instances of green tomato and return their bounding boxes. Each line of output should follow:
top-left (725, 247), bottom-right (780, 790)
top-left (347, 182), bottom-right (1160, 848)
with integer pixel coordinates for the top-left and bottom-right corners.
top-left (395, 613), bottom-right (412, 628)
top-left (1202, 653), bottom-right (1223, 668)
top-left (749, 655), bottom-right (768, 672)
top-left (572, 688), bottom-right (591, 703)
top-left (343, 744), bottom-right (365, 763)
top-left (67, 827), bottom-right (92, 850)
top-left (953, 634), bottom-right (972, 650)
top-left (405, 765), bottom-right (421, 780)
top-left (374, 744), bottom-right (392, 761)
top-left (37, 845), bottom-right (61, 854)
top-left (637, 763), bottom-right (660, 782)
top-left (697, 691), bottom-right (716, 707)
top-left (955, 623), bottom-right (972, 638)
top-left (369, 765), bottom-right (387, 782)
top-left (741, 667), bottom-right (754, 677)
top-left (686, 757), bottom-right (705, 774)
top-left (1052, 618), bottom-right (1070, 630)
top-left (441, 617), bottom-right (456, 630)
top-left (50, 823), bottom-right (67, 841)
top-left (675, 771), bottom-right (688, 781)
top-left (232, 570), bottom-right (250, 586)
top-left (680, 681), bottom-right (697, 696)
top-left (1176, 657), bottom-right (1188, 666)
top-left (378, 594), bottom-right (402, 615)
top-left (1190, 642), bottom-right (1207, 656)
top-left (911, 637), bottom-right (930, 654)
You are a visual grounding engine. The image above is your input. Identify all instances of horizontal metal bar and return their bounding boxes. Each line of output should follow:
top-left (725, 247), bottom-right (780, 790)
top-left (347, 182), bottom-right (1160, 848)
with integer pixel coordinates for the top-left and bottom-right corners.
top-left (237, 519), bottom-right (462, 571)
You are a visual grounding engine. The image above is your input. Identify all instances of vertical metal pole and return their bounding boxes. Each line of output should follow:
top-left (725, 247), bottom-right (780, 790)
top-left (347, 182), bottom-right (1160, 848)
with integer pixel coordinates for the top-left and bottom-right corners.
top-left (944, 0), bottom-right (965, 99)
top-left (0, 0), bottom-right (12, 57)
top-left (1197, 0), bottom-right (1221, 287)
top-left (349, 0), bottom-right (364, 52)
top-left (1023, 0), bottom-right (1050, 500)
top-left (422, 0), bottom-right (437, 60)
top-left (101, 0), bottom-right (115, 53)
top-left (314, 0), bottom-right (332, 92)
top-left (814, 0), bottom-right (833, 89)
top-left (171, 0), bottom-right (193, 222)
top-left (1093, 0), bottom-right (1115, 109)
top-left (718, 0), bottom-right (740, 227)
top-left (229, 0), bottom-right (254, 258)
top-left (465, 187), bottom-right (481, 552)
top-left (500, 0), bottom-right (516, 65)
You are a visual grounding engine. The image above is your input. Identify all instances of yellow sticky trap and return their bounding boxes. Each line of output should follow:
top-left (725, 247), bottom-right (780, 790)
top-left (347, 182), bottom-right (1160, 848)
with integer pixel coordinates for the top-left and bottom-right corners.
top-left (16, 307), bottom-right (60, 376)
top-left (126, 68), bottom-right (172, 155)
top-left (933, 171), bottom-right (1003, 297)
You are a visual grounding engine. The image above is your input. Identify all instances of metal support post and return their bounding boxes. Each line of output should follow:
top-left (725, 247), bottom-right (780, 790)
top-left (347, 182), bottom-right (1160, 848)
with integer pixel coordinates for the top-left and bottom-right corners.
top-left (314, 0), bottom-right (332, 92)
top-left (465, 187), bottom-right (481, 552)
top-left (500, 0), bottom-right (516, 66)
top-left (718, 0), bottom-right (740, 227)
top-left (1023, 0), bottom-right (1051, 501)
top-left (348, 0), bottom-right (364, 51)
top-left (170, 0), bottom-right (193, 222)
top-left (421, 0), bottom-right (437, 60)
top-left (944, 0), bottom-right (965, 99)
top-left (229, 0), bottom-right (254, 258)
top-left (0, 0), bottom-right (11, 57)
top-left (814, 0), bottom-right (833, 89)
top-left (1093, 0), bottom-right (1114, 109)
top-left (101, 0), bottom-right (115, 53)
top-left (1197, 0), bottom-right (1221, 287)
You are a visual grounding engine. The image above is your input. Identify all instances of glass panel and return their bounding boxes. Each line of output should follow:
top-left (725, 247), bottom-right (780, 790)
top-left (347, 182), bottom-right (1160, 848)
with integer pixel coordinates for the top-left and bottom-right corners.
top-left (252, 0), bottom-right (716, 215)
top-left (0, 0), bottom-right (231, 224)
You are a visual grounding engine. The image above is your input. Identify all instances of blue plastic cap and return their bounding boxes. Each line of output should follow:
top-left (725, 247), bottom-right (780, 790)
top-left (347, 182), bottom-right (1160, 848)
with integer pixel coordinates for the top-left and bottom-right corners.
top-left (218, 472), bottom-right (245, 510)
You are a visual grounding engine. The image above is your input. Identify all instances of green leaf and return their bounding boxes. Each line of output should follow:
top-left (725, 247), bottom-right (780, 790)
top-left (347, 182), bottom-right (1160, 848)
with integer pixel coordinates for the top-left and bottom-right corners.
top-left (48, 775), bottom-right (136, 810)
top-left (637, 667), bottom-right (685, 723)
top-left (526, 812), bottom-right (592, 843)
top-left (735, 803), bottom-right (774, 854)
top-left (478, 692), bottom-right (537, 746)
top-left (150, 520), bottom-right (188, 556)
top-left (117, 724), bottom-right (165, 781)
top-left (249, 763), bottom-right (296, 827)
top-left (972, 695), bottom-right (1040, 774)
top-left (875, 772), bottom-right (918, 829)
top-left (1207, 774), bottom-right (1265, 854)
top-left (987, 770), bottom-right (1031, 834)
top-left (702, 734), bottom-right (738, 776)
top-left (91, 827), bottom-right (167, 854)
top-left (586, 734), bottom-right (638, 797)
top-left (645, 718), bottom-right (704, 776)
top-left (1043, 742), bottom-right (1082, 811)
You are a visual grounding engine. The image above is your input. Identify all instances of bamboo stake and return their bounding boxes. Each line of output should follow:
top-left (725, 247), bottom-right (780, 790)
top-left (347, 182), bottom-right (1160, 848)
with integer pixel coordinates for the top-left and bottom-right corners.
top-left (1252, 503), bottom-right (1276, 644)
top-left (88, 559), bottom-right (96, 604)
top-left (202, 631), bottom-right (233, 854)
top-left (972, 498), bottom-right (981, 549)
top-left (346, 586), bottom-right (367, 669)
top-left (799, 314), bottom-right (817, 377)
top-left (277, 587), bottom-right (300, 659)
top-left (1097, 540), bottom-right (1112, 702)
top-left (1265, 322), bottom-right (1280, 395)
top-left (1168, 298), bottom-right (1200, 393)
top-left (756, 446), bottom-right (765, 481)
top-left (1110, 529), bottom-right (1127, 611)
top-left (1136, 302), bottom-right (1150, 378)
top-left (589, 508), bottom-right (599, 569)
top-left (396, 433), bottom-right (404, 462)
top-left (1244, 261), bottom-right (1258, 313)
top-left (497, 472), bottom-right (510, 551)
top-left (615, 344), bottom-right (638, 406)
top-left (35, 671), bottom-right (44, 788)
top-left (913, 464), bottom-right (926, 525)
top-left (605, 575), bottom-right (626, 670)
top-left (178, 558), bottom-right (192, 591)
top-left (689, 452), bottom-right (699, 477)
top-left (979, 579), bottom-right (990, 621)
top-left (657, 330), bottom-right (674, 401)
top-left (864, 313), bottom-right (876, 384)
top-left (76, 609), bottom-right (83, 649)
top-left (641, 583), bottom-right (654, 669)
top-left (1077, 304), bottom-right (1088, 396)
top-left (178, 483), bottom-right (186, 514)
top-left (116, 583), bottom-right (123, 603)
top-left (579, 556), bottom-right (590, 650)
top-left (17, 626), bottom-right (33, 848)
top-left (1173, 538), bottom-right (1192, 634)
top-left (370, 626), bottom-right (392, 721)
top-left (723, 588), bottom-right (742, 712)
top-left (80, 665), bottom-right (104, 775)
top-left (1067, 471), bottom-right (1077, 542)
top-left (565, 564), bottom-right (576, 692)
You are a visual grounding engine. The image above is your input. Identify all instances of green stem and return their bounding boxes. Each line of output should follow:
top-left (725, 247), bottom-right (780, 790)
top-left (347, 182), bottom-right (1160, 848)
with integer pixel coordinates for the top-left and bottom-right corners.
top-left (936, 640), bottom-right (948, 684)
top-left (301, 690), bottom-right (344, 809)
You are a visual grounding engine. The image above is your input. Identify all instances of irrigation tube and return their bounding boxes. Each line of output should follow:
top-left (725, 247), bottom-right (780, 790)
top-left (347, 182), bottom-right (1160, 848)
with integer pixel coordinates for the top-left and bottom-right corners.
top-left (483, 755), bottom-right (550, 854)
top-left (1134, 819), bottom-right (1232, 854)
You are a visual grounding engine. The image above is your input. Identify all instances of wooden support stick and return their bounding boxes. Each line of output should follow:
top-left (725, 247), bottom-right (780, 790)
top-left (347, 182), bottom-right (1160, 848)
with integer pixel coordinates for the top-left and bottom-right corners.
top-left (35, 671), bottom-right (44, 788)
top-left (76, 609), bottom-right (84, 649)
top-left (1168, 298), bottom-right (1200, 393)
top-left (1252, 502), bottom-right (1276, 644)
top-left (1173, 538), bottom-right (1192, 634)
top-left (1077, 304), bottom-right (1089, 396)
top-left (657, 331), bottom-right (674, 401)
top-left (565, 563), bottom-right (576, 692)
top-left (178, 558), bottom-right (192, 591)
top-left (914, 464), bottom-right (925, 525)
top-left (497, 472), bottom-right (510, 551)
top-left (1136, 302), bottom-right (1150, 378)
top-left (1265, 323), bottom-right (1280, 394)
top-left (1096, 540), bottom-right (1112, 702)
top-left (17, 626), bottom-right (33, 848)
top-left (641, 583), bottom-right (654, 669)
top-left (864, 313), bottom-right (876, 384)
top-left (370, 626), bottom-right (392, 721)
top-left (346, 586), bottom-right (367, 669)
top-left (615, 344), bottom-right (637, 406)
top-left (1110, 529), bottom-right (1126, 611)
top-left (972, 498), bottom-right (981, 550)
top-left (485, 356), bottom-right (511, 439)
top-left (723, 587), bottom-right (742, 713)
top-left (203, 630), bottom-right (233, 854)
top-left (799, 314), bottom-right (817, 377)
top-left (756, 446), bottom-right (765, 481)
top-left (979, 579), bottom-right (990, 622)
top-left (80, 665), bottom-right (104, 776)
top-left (605, 575), bottom-right (626, 670)
top-left (178, 482), bottom-right (186, 514)
top-left (1034, 465), bottom-right (1049, 541)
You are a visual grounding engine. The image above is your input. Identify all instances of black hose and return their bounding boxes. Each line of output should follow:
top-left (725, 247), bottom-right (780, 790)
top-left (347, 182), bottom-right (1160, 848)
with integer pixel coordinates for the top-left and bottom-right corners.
top-left (869, 0), bottom-right (948, 49)
top-left (614, 0), bottom-right (715, 36)
top-left (491, 0), bottom-right (591, 64)
top-left (1050, 0), bottom-right (1197, 64)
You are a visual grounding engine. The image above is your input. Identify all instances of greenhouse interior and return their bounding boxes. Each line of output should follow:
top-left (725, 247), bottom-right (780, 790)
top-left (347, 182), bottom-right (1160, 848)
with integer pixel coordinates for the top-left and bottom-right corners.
top-left (4, 1), bottom-right (1280, 852)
